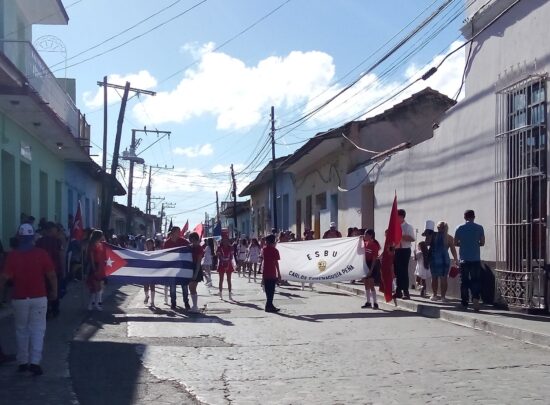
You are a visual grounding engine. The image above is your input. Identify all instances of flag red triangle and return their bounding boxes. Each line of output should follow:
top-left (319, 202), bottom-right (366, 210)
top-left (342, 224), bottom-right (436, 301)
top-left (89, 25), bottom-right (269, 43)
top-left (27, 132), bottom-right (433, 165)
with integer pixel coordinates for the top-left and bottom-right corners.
top-left (181, 220), bottom-right (189, 236)
top-left (103, 244), bottom-right (128, 277)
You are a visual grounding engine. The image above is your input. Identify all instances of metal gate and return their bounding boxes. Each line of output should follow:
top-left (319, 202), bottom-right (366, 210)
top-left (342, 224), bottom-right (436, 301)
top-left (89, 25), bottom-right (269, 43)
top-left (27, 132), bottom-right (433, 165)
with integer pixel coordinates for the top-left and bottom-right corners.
top-left (495, 75), bottom-right (548, 310)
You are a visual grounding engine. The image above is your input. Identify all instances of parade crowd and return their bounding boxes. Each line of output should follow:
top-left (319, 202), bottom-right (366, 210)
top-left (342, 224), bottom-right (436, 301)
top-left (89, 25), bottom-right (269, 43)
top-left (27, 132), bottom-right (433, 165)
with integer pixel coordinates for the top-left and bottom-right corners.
top-left (0, 207), bottom-right (484, 377)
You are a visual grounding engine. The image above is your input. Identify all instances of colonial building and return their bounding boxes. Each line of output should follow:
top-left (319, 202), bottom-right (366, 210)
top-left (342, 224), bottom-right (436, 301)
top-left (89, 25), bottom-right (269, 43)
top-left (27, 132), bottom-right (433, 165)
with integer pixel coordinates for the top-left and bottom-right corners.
top-left (362, 0), bottom-right (549, 311)
top-left (0, 0), bottom-right (123, 243)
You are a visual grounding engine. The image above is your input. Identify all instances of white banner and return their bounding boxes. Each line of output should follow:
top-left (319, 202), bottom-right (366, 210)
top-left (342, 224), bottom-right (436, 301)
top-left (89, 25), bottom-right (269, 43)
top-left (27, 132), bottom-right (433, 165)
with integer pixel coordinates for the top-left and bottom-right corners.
top-left (278, 237), bottom-right (367, 283)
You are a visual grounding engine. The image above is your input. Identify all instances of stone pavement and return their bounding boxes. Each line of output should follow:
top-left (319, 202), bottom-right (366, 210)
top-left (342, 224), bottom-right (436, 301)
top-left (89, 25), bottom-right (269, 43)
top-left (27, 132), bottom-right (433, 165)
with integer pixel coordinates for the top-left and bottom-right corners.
top-left (329, 281), bottom-right (550, 349)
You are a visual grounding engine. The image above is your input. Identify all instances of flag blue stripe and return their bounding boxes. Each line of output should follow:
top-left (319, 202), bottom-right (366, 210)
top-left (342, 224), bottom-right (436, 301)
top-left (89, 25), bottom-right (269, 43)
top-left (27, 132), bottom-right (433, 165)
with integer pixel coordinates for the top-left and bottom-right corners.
top-left (124, 259), bottom-right (193, 269)
top-left (108, 276), bottom-right (191, 284)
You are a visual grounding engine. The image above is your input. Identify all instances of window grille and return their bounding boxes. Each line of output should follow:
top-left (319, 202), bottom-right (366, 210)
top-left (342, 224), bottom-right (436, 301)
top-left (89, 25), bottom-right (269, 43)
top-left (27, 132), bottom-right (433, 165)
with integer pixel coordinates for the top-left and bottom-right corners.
top-left (495, 75), bottom-right (548, 309)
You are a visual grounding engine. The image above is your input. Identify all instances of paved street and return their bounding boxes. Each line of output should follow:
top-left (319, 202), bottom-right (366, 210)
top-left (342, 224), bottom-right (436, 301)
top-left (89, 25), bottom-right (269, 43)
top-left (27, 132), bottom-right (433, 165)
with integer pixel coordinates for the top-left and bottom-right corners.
top-left (62, 275), bottom-right (550, 405)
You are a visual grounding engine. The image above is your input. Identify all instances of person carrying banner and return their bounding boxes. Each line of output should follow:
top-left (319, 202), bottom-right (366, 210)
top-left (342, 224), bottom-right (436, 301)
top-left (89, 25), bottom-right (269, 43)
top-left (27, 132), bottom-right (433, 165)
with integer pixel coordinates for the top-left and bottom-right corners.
top-left (362, 229), bottom-right (381, 309)
top-left (143, 239), bottom-right (157, 307)
top-left (0, 224), bottom-right (57, 376)
top-left (217, 231), bottom-right (234, 300)
top-left (262, 234), bottom-right (281, 313)
top-left (163, 227), bottom-right (191, 310)
top-left (188, 232), bottom-right (204, 313)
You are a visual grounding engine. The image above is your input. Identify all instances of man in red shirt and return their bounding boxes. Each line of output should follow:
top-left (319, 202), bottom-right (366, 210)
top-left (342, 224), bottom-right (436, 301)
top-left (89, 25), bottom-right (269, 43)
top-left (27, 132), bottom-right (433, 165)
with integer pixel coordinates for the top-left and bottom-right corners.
top-left (0, 224), bottom-right (57, 376)
top-left (262, 234), bottom-right (281, 313)
top-left (163, 227), bottom-right (190, 310)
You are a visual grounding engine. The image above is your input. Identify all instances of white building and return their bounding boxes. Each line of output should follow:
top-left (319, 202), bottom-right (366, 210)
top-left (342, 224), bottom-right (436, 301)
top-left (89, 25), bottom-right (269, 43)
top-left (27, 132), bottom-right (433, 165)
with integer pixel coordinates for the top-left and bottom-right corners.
top-left (353, 0), bottom-right (549, 311)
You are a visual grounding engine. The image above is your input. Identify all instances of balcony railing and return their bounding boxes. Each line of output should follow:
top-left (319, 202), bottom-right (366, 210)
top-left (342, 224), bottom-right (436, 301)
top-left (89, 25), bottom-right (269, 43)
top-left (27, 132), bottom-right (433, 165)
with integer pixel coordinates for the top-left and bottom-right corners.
top-left (0, 39), bottom-right (80, 140)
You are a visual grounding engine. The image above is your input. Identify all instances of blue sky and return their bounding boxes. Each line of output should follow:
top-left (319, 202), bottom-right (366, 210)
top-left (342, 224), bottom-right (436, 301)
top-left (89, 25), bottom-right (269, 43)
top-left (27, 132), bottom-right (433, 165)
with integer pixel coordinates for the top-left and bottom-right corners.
top-left (34, 0), bottom-right (469, 231)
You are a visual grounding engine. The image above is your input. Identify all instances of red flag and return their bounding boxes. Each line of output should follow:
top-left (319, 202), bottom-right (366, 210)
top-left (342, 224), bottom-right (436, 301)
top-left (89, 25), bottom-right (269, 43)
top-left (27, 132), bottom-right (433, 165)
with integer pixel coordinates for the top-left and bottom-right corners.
top-left (180, 220), bottom-right (189, 237)
top-left (193, 223), bottom-right (204, 239)
top-left (380, 195), bottom-right (402, 302)
top-left (71, 201), bottom-right (84, 241)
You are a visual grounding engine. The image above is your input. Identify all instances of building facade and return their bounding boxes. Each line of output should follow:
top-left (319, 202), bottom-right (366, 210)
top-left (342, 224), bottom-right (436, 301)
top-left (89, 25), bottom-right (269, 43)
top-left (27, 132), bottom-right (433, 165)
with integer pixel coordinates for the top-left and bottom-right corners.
top-left (366, 0), bottom-right (550, 311)
top-left (0, 0), bottom-right (123, 244)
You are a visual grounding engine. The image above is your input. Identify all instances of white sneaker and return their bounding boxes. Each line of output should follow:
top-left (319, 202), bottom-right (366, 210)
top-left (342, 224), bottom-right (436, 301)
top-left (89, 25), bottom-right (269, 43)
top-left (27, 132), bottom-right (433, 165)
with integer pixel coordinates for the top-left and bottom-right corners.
top-left (430, 295), bottom-right (439, 301)
top-left (190, 306), bottom-right (200, 313)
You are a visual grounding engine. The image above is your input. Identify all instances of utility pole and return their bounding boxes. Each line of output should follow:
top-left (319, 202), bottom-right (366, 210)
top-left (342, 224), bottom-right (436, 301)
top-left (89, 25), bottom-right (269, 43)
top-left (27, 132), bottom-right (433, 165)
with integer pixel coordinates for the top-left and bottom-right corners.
top-left (230, 164), bottom-right (237, 238)
top-left (98, 81), bottom-right (157, 234)
top-left (204, 212), bottom-right (209, 237)
top-left (270, 106), bottom-right (278, 232)
top-left (123, 128), bottom-right (172, 233)
top-left (146, 164), bottom-right (174, 215)
top-left (146, 166), bottom-right (152, 215)
top-left (122, 129), bottom-right (145, 234)
top-left (216, 191), bottom-right (220, 221)
top-left (158, 202), bottom-right (175, 236)
top-left (102, 75), bottom-right (107, 171)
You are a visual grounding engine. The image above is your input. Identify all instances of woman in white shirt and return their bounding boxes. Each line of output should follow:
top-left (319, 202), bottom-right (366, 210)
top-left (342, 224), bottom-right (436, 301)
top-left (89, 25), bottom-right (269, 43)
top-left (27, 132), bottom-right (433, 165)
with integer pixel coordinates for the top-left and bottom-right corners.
top-left (202, 238), bottom-right (214, 287)
top-left (247, 238), bottom-right (261, 282)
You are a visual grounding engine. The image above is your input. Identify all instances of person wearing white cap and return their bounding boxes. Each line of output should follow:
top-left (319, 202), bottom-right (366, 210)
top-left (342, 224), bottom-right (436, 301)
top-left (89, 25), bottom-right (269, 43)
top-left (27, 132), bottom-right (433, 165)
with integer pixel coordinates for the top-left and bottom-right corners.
top-left (322, 222), bottom-right (342, 239)
top-left (0, 224), bottom-right (57, 376)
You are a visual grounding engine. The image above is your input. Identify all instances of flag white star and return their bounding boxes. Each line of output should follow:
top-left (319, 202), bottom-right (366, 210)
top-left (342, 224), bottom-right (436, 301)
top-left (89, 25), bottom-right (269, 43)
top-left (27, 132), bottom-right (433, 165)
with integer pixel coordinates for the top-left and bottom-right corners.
top-left (105, 257), bottom-right (114, 267)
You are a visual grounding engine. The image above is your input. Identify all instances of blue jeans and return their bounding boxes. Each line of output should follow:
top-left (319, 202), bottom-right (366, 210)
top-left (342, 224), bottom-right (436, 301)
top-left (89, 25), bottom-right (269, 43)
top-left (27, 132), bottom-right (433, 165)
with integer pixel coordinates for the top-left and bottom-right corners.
top-left (460, 261), bottom-right (481, 305)
top-left (170, 282), bottom-right (189, 306)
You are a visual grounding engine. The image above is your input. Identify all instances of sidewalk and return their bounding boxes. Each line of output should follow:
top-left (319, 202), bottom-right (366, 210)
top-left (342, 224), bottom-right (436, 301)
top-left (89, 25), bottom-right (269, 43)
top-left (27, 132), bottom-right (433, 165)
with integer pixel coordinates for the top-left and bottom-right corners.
top-left (0, 280), bottom-right (118, 405)
top-left (329, 281), bottom-right (550, 349)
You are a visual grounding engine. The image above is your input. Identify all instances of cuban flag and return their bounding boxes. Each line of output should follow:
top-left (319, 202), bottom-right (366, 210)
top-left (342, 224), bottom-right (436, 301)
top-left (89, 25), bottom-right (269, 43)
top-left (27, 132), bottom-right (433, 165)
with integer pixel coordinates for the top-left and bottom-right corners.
top-left (103, 243), bottom-right (194, 284)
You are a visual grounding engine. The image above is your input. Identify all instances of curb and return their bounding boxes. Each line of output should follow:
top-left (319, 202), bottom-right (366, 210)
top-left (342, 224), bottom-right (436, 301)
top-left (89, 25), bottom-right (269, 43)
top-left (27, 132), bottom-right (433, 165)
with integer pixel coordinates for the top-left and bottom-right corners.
top-left (329, 282), bottom-right (550, 349)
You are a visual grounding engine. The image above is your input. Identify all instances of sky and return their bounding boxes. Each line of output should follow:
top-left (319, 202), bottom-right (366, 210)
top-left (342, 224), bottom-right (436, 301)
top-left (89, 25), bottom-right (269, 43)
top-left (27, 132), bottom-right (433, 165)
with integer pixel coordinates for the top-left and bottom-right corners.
top-left (33, 0), bottom-right (471, 232)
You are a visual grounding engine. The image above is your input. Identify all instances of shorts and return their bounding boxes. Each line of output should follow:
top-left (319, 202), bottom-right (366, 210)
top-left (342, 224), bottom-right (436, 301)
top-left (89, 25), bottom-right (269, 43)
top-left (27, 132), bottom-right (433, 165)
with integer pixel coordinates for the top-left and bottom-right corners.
top-left (218, 265), bottom-right (234, 274)
top-left (430, 264), bottom-right (449, 278)
top-left (364, 260), bottom-right (381, 282)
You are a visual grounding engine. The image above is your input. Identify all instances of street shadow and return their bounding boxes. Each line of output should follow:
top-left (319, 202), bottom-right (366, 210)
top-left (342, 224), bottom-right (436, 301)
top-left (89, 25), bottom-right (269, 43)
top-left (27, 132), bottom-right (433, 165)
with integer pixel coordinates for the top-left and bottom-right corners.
top-left (228, 300), bottom-right (264, 311)
top-left (277, 291), bottom-right (306, 299)
top-left (275, 309), bottom-right (418, 323)
top-left (70, 341), bottom-right (143, 405)
top-left (315, 291), bottom-right (353, 297)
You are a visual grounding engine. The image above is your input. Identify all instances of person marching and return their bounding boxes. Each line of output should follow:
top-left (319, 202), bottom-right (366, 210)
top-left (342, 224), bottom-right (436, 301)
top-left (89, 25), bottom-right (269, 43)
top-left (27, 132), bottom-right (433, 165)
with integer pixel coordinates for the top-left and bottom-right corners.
top-left (362, 229), bottom-right (381, 309)
top-left (87, 229), bottom-right (106, 311)
top-left (188, 232), bottom-right (204, 313)
top-left (247, 238), bottom-right (261, 282)
top-left (202, 238), bottom-right (214, 287)
top-left (236, 238), bottom-right (248, 277)
top-left (0, 224), bottom-right (57, 376)
top-left (163, 227), bottom-right (191, 310)
top-left (143, 238), bottom-right (156, 307)
top-left (217, 230), bottom-right (234, 300)
top-left (429, 221), bottom-right (458, 302)
top-left (262, 234), bottom-right (281, 313)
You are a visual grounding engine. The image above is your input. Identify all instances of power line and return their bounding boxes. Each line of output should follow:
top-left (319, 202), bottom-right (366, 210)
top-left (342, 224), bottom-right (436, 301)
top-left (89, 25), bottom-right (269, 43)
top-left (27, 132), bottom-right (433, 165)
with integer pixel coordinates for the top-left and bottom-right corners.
top-left (159, 0), bottom-right (291, 85)
top-left (48, 0), bottom-right (186, 70)
top-left (274, 0), bottom-right (455, 132)
top-left (49, 0), bottom-right (208, 74)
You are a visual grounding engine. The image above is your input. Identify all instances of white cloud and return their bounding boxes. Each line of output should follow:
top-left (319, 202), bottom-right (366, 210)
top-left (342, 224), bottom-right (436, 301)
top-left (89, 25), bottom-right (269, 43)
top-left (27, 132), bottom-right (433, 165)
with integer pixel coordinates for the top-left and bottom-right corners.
top-left (301, 41), bottom-right (466, 126)
top-left (83, 70), bottom-right (157, 109)
top-left (132, 43), bottom-right (335, 130)
top-left (130, 40), bottom-right (463, 134)
top-left (173, 143), bottom-right (213, 158)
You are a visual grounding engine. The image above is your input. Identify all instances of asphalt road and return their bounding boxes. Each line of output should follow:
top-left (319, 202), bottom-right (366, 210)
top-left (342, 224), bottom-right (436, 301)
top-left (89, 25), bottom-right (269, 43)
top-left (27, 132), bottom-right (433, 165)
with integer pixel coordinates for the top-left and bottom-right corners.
top-left (67, 275), bottom-right (550, 405)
